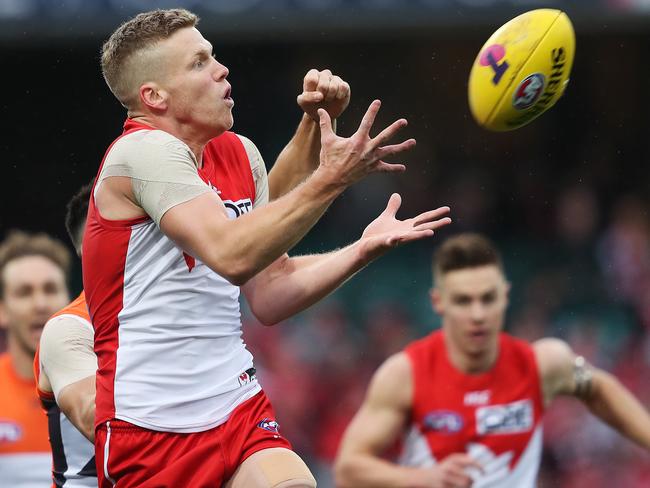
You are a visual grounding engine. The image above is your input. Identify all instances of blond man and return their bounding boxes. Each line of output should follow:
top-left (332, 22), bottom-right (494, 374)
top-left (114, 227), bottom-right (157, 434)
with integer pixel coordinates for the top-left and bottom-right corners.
top-left (84, 8), bottom-right (451, 488)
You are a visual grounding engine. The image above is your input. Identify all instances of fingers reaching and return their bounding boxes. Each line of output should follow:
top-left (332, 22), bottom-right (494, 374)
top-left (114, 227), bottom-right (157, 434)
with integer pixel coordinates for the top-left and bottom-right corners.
top-left (413, 206), bottom-right (452, 227)
top-left (357, 100), bottom-right (382, 138)
top-left (382, 193), bottom-right (402, 217)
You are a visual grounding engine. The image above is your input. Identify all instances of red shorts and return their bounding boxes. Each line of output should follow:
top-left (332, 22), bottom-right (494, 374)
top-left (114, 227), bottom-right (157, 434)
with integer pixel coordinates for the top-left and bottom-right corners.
top-left (95, 391), bottom-right (292, 487)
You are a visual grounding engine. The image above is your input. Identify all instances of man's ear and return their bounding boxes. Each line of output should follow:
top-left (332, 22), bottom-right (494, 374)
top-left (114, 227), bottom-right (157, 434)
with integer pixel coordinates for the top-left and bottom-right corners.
top-left (139, 83), bottom-right (168, 111)
top-left (430, 287), bottom-right (444, 315)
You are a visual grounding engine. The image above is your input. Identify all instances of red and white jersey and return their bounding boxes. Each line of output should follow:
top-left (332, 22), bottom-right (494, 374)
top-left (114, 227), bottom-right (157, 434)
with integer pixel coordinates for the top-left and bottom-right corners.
top-left (83, 120), bottom-right (262, 433)
top-left (400, 331), bottom-right (544, 487)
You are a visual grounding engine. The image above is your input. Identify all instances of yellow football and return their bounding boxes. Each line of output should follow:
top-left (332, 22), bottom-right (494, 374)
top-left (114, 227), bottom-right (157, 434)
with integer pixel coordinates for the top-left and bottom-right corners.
top-left (468, 9), bottom-right (575, 131)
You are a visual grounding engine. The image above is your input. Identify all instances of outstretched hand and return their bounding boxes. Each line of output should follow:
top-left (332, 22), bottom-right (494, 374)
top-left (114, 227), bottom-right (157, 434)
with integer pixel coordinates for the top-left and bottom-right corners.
top-left (359, 194), bottom-right (451, 262)
top-left (316, 100), bottom-right (415, 188)
top-left (297, 68), bottom-right (350, 121)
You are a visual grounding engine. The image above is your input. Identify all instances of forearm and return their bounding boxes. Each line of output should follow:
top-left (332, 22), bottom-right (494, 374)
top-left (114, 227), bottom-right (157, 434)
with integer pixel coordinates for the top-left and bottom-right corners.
top-left (245, 241), bottom-right (368, 325)
top-left (336, 454), bottom-right (430, 488)
top-left (586, 370), bottom-right (650, 449)
top-left (171, 170), bottom-right (343, 285)
top-left (268, 114), bottom-right (323, 199)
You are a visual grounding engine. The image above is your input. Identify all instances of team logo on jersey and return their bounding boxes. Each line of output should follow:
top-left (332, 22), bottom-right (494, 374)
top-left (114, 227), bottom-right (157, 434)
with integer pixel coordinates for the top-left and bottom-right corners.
top-left (512, 73), bottom-right (545, 110)
top-left (238, 368), bottom-right (257, 386)
top-left (206, 179), bottom-right (253, 219)
top-left (464, 390), bottom-right (491, 406)
top-left (422, 410), bottom-right (464, 434)
top-left (257, 418), bottom-right (280, 434)
top-left (223, 198), bottom-right (253, 219)
top-left (0, 420), bottom-right (22, 443)
top-left (476, 399), bottom-right (533, 435)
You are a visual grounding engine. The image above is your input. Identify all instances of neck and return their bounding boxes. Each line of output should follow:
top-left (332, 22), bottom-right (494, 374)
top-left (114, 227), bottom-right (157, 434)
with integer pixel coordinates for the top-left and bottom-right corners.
top-left (129, 113), bottom-right (210, 167)
top-left (443, 330), bottom-right (499, 374)
top-left (7, 334), bottom-right (35, 381)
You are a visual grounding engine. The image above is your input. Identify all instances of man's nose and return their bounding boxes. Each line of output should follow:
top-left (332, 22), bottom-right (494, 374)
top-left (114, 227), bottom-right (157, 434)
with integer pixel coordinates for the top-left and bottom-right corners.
top-left (470, 302), bottom-right (487, 322)
top-left (213, 61), bottom-right (229, 81)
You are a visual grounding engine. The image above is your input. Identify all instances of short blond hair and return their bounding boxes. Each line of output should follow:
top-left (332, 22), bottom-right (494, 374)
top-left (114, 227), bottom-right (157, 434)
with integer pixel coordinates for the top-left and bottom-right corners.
top-left (101, 8), bottom-right (198, 108)
top-left (0, 230), bottom-right (71, 298)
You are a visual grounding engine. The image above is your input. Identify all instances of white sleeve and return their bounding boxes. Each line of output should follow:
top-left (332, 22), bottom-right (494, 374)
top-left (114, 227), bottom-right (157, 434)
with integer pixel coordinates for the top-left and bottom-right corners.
top-left (39, 315), bottom-right (98, 402)
top-left (98, 130), bottom-right (212, 225)
top-left (237, 134), bottom-right (269, 208)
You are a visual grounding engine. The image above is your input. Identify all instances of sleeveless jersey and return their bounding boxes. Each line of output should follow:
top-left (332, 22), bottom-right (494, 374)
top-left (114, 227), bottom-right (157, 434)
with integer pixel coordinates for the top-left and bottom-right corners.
top-left (83, 120), bottom-right (261, 433)
top-left (400, 331), bottom-right (544, 487)
top-left (0, 353), bottom-right (51, 487)
top-left (34, 292), bottom-right (97, 487)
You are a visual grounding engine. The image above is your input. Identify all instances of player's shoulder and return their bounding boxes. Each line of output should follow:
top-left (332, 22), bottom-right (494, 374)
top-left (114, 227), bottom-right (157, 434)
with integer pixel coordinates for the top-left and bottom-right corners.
top-left (532, 337), bottom-right (575, 377)
top-left (372, 352), bottom-right (413, 394)
top-left (110, 127), bottom-right (194, 161)
top-left (532, 337), bottom-right (573, 361)
top-left (41, 314), bottom-right (93, 351)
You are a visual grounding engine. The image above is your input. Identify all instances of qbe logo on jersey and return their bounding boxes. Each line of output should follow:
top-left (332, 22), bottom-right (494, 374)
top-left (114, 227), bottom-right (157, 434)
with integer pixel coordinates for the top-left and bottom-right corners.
top-left (476, 399), bottom-right (533, 435)
top-left (223, 198), bottom-right (253, 219)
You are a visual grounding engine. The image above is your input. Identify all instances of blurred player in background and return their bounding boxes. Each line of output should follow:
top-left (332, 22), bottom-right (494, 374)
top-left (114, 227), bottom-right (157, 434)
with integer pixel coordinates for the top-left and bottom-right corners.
top-left (35, 182), bottom-right (97, 487)
top-left (0, 231), bottom-right (71, 487)
top-left (85, 8), bottom-right (450, 487)
top-left (335, 233), bottom-right (650, 488)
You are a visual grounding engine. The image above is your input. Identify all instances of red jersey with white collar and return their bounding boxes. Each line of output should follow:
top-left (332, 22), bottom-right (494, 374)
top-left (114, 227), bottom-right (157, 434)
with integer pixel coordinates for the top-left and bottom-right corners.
top-left (400, 331), bottom-right (544, 487)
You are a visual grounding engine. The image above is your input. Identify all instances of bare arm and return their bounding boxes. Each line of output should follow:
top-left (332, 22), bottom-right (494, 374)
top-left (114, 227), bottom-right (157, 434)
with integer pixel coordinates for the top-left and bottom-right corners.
top-left (268, 69), bottom-right (350, 199)
top-left (38, 315), bottom-right (97, 442)
top-left (159, 101), bottom-right (413, 285)
top-left (334, 353), bottom-right (479, 488)
top-left (242, 194), bottom-right (450, 325)
top-left (57, 376), bottom-right (96, 442)
top-left (535, 338), bottom-right (650, 450)
top-left (268, 115), bottom-right (320, 200)
top-left (334, 353), bottom-right (422, 488)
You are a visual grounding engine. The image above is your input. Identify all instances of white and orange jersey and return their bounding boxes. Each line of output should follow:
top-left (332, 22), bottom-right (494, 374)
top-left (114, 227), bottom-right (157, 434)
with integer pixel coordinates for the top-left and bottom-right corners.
top-left (34, 291), bottom-right (96, 487)
top-left (400, 331), bottom-right (545, 487)
top-left (0, 352), bottom-right (51, 487)
top-left (83, 119), bottom-right (264, 433)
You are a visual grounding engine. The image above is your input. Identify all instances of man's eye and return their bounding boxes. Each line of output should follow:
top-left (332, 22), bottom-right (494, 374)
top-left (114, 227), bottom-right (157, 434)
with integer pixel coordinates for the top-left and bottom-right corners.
top-left (195, 60), bottom-right (203, 68)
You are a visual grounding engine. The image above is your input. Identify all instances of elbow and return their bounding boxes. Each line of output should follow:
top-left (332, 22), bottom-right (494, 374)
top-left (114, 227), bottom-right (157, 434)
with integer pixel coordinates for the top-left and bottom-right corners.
top-left (333, 458), bottom-right (356, 488)
top-left (248, 304), bottom-right (283, 327)
top-left (209, 258), bottom-right (257, 287)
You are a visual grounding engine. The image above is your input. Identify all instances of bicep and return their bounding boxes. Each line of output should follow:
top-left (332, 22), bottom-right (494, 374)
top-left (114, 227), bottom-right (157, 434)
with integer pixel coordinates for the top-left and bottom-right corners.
top-left (58, 376), bottom-right (96, 418)
top-left (338, 354), bottom-right (412, 457)
top-left (58, 375), bottom-right (96, 442)
top-left (159, 191), bottom-right (230, 260)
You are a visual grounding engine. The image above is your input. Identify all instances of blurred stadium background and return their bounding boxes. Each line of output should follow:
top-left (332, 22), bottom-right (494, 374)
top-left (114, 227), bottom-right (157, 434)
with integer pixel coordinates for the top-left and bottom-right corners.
top-left (2, 0), bottom-right (650, 486)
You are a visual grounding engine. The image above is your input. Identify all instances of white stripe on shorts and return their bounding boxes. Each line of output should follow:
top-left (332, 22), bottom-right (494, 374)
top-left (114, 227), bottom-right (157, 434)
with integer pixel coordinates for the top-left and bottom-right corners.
top-left (104, 421), bottom-right (117, 487)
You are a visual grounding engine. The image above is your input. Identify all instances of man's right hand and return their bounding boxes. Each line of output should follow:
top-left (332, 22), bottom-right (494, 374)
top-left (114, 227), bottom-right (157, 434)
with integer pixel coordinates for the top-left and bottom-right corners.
top-left (418, 454), bottom-right (482, 488)
top-left (314, 100), bottom-right (415, 190)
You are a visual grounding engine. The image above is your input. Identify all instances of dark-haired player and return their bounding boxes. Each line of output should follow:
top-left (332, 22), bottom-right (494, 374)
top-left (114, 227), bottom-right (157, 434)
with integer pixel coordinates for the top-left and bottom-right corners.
top-left (335, 233), bottom-right (650, 488)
